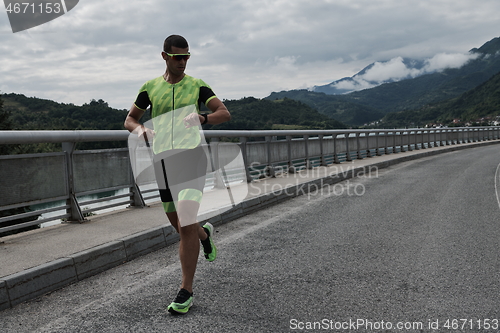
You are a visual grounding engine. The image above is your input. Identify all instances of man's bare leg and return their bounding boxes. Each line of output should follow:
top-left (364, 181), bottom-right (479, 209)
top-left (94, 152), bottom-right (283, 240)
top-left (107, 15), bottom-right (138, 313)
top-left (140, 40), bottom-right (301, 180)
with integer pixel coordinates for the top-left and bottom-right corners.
top-left (165, 201), bottom-right (207, 293)
top-left (166, 211), bottom-right (207, 239)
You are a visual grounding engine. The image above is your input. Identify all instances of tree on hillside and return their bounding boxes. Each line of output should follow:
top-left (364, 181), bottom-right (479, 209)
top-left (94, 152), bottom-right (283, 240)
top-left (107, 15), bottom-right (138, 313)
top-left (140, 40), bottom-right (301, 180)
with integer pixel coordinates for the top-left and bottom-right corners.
top-left (0, 95), bottom-right (14, 155)
top-left (0, 95), bottom-right (12, 130)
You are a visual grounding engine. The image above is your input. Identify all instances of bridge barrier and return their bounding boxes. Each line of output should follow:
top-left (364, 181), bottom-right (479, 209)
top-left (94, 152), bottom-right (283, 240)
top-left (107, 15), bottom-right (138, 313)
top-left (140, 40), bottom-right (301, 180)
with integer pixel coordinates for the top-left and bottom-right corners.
top-left (1, 127), bottom-right (499, 235)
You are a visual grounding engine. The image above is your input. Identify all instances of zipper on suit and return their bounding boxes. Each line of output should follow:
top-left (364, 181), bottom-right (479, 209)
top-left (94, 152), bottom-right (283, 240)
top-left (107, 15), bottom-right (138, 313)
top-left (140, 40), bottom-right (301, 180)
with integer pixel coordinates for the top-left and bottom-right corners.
top-left (171, 85), bottom-right (175, 149)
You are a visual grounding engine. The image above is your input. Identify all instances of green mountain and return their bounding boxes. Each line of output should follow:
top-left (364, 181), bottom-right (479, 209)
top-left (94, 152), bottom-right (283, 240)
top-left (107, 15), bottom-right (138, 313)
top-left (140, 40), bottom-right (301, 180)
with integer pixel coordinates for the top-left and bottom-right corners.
top-left (0, 93), bottom-right (347, 154)
top-left (207, 97), bottom-right (346, 131)
top-left (266, 37), bottom-right (500, 126)
top-left (381, 71), bottom-right (500, 127)
top-left (266, 90), bottom-right (383, 126)
top-left (1, 93), bottom-right (346, 132)
top-left (0, 93), bottom-right (134, 153)
top-left (1, 93), bottom-right (129, 130)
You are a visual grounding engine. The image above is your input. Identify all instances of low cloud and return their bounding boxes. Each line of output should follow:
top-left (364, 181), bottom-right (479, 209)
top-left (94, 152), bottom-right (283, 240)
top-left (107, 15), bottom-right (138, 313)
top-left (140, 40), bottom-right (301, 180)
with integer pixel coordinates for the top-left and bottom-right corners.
top-left (362, 57), bottom-right (421, 82)
top-left (332, 52), bottom-right (479, 92)
top-left (423, 52), bottom-right (478, 72)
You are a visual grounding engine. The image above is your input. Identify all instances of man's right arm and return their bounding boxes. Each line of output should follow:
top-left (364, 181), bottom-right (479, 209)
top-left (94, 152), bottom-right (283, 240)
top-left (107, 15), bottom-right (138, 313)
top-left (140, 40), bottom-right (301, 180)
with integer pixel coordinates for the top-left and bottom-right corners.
top-left (124, 104), bottom-right (155, 141)
top-left (124, 104), bottom-right (145, 133)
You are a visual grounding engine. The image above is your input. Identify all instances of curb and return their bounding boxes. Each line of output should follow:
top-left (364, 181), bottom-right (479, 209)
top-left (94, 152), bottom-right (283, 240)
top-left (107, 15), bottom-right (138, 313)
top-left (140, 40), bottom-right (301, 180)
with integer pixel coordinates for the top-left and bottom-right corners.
top-left (1, 140), bottom-right (499, 310)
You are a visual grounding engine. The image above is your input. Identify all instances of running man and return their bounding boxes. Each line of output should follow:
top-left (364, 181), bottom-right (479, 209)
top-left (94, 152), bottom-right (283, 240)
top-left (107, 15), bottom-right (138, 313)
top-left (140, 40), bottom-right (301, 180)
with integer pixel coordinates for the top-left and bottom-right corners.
top-left (124, 35), bottom-right (231, 315)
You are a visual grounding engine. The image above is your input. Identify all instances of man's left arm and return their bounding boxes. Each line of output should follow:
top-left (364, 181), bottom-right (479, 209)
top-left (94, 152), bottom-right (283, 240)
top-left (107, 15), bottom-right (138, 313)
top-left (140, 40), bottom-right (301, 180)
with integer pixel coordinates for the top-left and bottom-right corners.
top-left (203, 97), bottom-right (231, 125)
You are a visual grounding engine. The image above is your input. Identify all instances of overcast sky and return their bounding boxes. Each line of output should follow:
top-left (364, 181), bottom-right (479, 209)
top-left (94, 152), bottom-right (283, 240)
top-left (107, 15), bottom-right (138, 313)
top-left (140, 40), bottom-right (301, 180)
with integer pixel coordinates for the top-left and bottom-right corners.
top-left (1, 0), bottom-right (500, 110)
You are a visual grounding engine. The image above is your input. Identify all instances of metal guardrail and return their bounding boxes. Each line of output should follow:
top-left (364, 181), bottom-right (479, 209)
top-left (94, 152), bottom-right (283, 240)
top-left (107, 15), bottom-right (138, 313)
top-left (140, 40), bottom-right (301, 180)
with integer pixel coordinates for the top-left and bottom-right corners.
top-left (1, 127), bottom-right (499, 235)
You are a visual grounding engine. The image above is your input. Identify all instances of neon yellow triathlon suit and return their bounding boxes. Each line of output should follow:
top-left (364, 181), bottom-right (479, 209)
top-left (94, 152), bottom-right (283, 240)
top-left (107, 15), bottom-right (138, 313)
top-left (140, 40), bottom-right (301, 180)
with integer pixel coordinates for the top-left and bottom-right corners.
top-left (134, 75), bottom-right (217, 212)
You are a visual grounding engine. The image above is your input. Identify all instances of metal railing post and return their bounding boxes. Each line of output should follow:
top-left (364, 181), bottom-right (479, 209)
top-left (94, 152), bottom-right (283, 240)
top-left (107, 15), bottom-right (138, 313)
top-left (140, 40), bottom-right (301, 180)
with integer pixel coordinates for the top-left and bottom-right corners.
top-left (265, 135), bottom-right (275, 177)
top-left (366, 132), bottom-right (373, 157)
top-left (62, 141), bottom-right (85, 222)
top-left (345, 132), bottom-right (352, 161)
top-left (383, 131), bottom-right (389, 154)
top-left (392, 131), bottom-right (398, 153)
top-left (286, 135), bottom-right (294, 172)
top-left (407, 130), bottom-right (413, 151)
top-left (421, 130), bottom-right (427, 149)
top-left (319, 134), bottom-right (327, 166)
top-left (304, 134), bottom-right (312, 169)
top-left (413, 130), bottom-right (419, 150)
top-left (128, 165), bottom-right (146, 208)
top-left (376, 132), bottom-right (382, 156)
top-left (210, 138), bottom-right (227, 188)
top-left (356, 133), bottom-right (363, 159)
top-left (239, 136), bottom-right (253, 183)
top-left (400, 131), bottom-right (406, 152)
top-left (333, 134), bottom-right (340, 164)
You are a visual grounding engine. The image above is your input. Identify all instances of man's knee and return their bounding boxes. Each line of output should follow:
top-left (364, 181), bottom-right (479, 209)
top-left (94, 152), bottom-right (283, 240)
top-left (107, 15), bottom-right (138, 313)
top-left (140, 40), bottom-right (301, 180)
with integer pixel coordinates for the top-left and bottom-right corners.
top-left (179, 222), bottom-right (199, 236)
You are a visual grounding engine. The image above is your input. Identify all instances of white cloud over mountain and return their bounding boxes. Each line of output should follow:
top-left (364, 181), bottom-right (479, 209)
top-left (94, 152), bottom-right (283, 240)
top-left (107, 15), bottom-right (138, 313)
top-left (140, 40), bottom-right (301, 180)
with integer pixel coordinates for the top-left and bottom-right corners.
top-left (329, 52), bottom-right (479, 93)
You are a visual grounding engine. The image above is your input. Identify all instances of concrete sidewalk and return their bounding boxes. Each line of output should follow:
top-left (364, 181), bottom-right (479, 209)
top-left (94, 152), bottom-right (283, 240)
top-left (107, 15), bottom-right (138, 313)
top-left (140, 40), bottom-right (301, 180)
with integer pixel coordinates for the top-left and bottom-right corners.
top-left (1, 140), bottom-right (499, 310)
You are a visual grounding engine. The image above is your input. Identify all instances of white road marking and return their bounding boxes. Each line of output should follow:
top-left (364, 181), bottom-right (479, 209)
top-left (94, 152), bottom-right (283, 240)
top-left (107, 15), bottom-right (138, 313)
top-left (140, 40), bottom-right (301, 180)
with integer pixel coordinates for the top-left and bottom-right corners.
top-left (495, 162), bottom-right (500, 211)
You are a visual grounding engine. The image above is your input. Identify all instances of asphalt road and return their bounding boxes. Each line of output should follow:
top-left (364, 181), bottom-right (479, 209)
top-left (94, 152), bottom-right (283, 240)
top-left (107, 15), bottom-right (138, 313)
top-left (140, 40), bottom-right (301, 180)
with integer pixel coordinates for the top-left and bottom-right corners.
top-left (1, 145), bottom-right (500, 333)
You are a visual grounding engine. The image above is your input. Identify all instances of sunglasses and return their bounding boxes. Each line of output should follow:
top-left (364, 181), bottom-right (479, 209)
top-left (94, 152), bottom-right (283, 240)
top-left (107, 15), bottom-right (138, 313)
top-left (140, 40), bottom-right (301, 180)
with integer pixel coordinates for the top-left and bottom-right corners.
top-left (165, 52), bottom-right (191, 61)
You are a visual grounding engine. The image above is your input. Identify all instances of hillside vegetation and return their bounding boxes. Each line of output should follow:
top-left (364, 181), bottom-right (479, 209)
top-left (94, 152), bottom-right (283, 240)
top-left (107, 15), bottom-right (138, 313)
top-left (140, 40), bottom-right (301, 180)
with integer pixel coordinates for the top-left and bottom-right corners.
top-left (0, 93), bottom-right (347, 154)
top-left (266, 90), bottom-right (383, 127)
top-left (1, 93), bottom-right (345, 132)
top-left (0, 93), bottom-right (133, 152)
top-left (2, 93), bottom-right (129, 130)
top-left (207, 97), bottom-right (345, 131)
top-left (381, 71), bottom-right (500, 127)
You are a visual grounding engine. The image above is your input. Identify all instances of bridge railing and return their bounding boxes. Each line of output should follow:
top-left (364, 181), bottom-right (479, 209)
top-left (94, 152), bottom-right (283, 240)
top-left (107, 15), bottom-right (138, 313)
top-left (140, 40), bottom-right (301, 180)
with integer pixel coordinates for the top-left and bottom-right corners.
top-left (1, 126), bottom-right (499, 234)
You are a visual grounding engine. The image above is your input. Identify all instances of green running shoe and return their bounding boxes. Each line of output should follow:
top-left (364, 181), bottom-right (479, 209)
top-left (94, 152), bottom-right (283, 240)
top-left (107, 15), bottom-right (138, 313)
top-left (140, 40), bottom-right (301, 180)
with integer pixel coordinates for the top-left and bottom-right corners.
top-left (167, 288), bottom-right (193, 315)
top-left (201, 222), bottom-right (217, 262)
